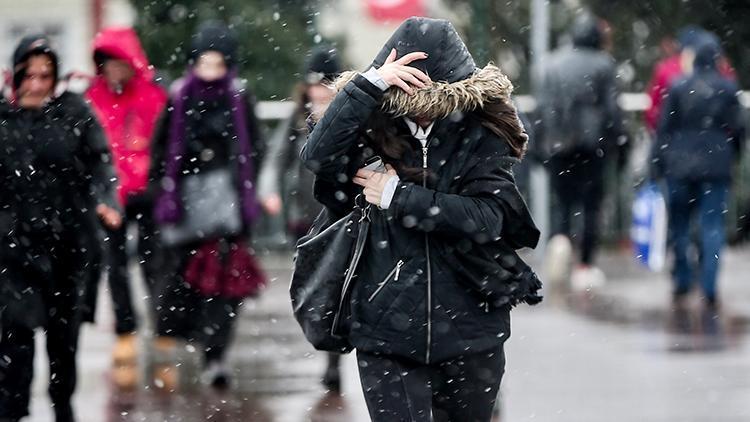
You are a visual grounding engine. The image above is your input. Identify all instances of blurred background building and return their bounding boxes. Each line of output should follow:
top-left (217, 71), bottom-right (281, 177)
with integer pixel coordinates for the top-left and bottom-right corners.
top-left (0, 0), bottom-right (135, 75)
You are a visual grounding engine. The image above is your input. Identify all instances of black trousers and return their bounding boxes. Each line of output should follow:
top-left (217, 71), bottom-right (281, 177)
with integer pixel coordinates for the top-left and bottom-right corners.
top-left (106, 198), bottom-right (161, 334)
top-left (0, 232), bottom-right (82, 421)
top-left (548, 150), bottom-right (606, 265)
top-left (356, 346), bottom-right (506, 422)
top-left (155, 245), bottom-right (242, 364)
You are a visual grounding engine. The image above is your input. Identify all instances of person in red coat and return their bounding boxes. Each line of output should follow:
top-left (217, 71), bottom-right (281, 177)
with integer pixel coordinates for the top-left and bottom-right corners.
top-left (85, 27), bottom-right (167, 389)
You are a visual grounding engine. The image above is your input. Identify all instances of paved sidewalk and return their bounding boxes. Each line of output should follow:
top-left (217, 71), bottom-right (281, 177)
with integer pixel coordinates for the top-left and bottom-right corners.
top-left (547, 245), bottom-right (750, 328)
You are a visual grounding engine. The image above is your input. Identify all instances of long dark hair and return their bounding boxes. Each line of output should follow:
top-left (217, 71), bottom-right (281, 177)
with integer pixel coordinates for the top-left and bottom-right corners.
top-left (363, 101), bottom-right (529, 182)
top-left (475, 100), bottom-right (529, 158)
top-left (363, 110), bottom-right (426, 183)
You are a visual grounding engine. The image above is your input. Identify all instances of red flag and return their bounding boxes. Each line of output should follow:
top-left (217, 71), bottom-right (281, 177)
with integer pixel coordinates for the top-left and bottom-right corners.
top-left (366, 0), bottom-right (425, 23)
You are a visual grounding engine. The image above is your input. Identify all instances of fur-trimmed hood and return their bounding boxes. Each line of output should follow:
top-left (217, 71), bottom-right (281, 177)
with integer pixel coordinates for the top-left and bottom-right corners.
top-left (333, 64), bottom-right (514, 120)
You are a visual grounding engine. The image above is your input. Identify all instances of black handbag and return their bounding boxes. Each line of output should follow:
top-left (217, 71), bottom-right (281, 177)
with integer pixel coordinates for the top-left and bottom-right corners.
top-left (290, 197), bottom-right (370, 353)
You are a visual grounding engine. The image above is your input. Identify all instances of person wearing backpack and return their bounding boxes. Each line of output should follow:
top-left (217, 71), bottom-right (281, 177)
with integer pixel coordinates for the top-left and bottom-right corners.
top-left (538, 13), bottom-right (627, 289)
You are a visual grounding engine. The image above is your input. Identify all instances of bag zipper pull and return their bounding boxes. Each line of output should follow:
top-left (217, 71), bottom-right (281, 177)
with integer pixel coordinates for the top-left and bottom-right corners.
top-left (394, 260), bottom-right (404, 281)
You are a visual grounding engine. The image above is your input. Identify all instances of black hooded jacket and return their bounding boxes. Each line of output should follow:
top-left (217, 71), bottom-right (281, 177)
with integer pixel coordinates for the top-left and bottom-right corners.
top-left (0, 90), bottom-right (118, 327)
top-left (653, 38), bottom-right (745, 182)
top-left (301, 17), bottom-right (541, 364)
top-left (537, 15), bottom-right (625, 160)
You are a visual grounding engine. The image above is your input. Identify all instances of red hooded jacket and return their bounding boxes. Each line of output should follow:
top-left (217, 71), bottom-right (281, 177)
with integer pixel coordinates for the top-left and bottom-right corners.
top-left (86, 28), bottom-right (167, 206)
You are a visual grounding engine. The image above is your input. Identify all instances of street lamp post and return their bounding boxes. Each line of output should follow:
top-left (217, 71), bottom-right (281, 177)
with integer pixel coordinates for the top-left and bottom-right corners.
top-left (530, 0), bottom-right (550, 255)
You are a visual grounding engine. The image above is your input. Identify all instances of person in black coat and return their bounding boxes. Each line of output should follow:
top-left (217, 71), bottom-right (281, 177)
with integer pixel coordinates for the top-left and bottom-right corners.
top-left (0, 35), bottom-right (120, 422)
top-left (652, 34), bottom-right (745, 308)
top-left (302, 17), bottom-right (541, 422)
top-left (537, 13), bottom-right (627, 288)
top-left (148, 21), bottom-right (266, 391)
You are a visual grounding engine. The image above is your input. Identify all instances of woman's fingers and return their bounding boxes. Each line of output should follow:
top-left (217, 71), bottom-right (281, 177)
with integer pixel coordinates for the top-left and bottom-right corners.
top-left (390, 77), bottom-right (414, 95)
top-left (352, 176), bottom-right (368, 186)
top-left (399, 65), bottom-right (432, 84)
top-left (384, 48), bottom-right (398, 64)
top-left (396, 70), bottom-right (426, 89)
top-left (356, 168), bottom-right (375, 178)
top-left (363, 188), bottom-right (380, 204)
top-left (395, 51), bottom-right (428, 66)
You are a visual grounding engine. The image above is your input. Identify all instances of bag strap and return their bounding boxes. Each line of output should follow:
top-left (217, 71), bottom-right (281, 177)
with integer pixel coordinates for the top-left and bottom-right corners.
top-left (331, 198), bottom-right (371, 335)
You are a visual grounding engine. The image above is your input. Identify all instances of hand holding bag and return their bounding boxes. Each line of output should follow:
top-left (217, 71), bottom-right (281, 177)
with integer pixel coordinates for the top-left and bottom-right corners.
top-left (290, 197), bottom-right (370, 353)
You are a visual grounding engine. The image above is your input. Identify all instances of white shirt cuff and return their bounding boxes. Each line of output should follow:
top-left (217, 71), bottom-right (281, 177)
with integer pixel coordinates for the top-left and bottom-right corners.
top-left (379, 175), bottom-right (400, 209)
top-left (362, 67), bottom-right (390, 91)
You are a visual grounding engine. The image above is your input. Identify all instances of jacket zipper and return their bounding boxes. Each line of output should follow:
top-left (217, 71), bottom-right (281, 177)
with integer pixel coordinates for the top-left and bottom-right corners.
top-left (422, 142), bottom-right (433, 364)
top-left (367, 259), bottom-right (404, 302)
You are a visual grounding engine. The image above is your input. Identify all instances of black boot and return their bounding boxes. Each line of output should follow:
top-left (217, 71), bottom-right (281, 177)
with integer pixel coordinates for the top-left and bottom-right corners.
top-left (54, 402), bottom-right (75, 422)
top-left (321, 353), bottom-right (341, 393)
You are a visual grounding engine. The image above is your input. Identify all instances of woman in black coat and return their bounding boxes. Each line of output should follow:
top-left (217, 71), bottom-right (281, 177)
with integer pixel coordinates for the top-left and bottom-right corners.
top-left (148, 21), bottom-right (265, 390)
top-left (302, 17), bottom-right (541, 422)
top-left (0, 35), bottom-right (120, 422)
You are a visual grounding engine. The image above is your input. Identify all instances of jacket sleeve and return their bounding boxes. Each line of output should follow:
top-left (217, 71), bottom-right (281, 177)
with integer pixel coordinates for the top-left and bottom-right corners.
top-left (651, 83), bottom-right (681, 179)
top-left (244, 92), bottom-right (265, 179)
top-left (300, 74), bottom-right (384, 181)
top-left (601, 60), bottom-right (627, 153)
top-left (644, 63), bottom-right (668, 134)
top-left (146, 103), bottom-right (171, 202)
top-left (79, 105), bottom-right (119, 211)
top-left (390, 134), bottom-right (540, 248)
top-left (724, 86), bottom-right (746, 157)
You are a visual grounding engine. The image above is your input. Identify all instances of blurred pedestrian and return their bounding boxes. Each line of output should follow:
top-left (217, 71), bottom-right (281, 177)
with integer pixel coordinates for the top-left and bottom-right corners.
top-left (257, 46), bottom-right (344, 391)
top-left (652, 34), bottom-right (745, 309)
top-left (302, 17), bottom-right (541, 422)
top-left (149, 21), bottom-right (266, 391)
top-left (259, 46), bottom-right (340, 239)
top-left (0, 34), bottom-right (121, 422)
top-left (85, 27), bottom-right (168, 390)
top-left (538, 13), bottom-right (627, 290)
top-left (644, 26), bottom-right (736, 136)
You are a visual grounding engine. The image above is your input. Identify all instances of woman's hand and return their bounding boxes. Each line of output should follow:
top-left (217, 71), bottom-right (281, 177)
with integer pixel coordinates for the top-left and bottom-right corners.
top-left (261, 193), bottom-right (283, 216)
top-left (96, 204), bottom-right (122, 229)
top-left (353, 165), bottom-right (399, 207)
top-left (375, 49), bottom-right (432, 95)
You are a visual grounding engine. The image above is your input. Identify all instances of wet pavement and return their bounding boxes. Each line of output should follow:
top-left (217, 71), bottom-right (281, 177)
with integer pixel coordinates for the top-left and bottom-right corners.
top-left (27, 248), bottom-right (750, 421)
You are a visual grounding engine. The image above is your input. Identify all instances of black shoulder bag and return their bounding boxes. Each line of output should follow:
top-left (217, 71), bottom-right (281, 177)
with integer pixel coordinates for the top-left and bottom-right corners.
top-left (290, 197), bottom-right (370, 353)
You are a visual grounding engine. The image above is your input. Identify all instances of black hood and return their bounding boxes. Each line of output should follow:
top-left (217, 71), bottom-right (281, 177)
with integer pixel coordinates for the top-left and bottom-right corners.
top-left (12, 34), bottom-right (59, 90)
top-left (693, 33), bottom-right (722, 72)
top-left (571, 14), bottom-right (602, 50)
top-left (305, 46), bottom-right (341, 84)
top-left (189, 21), bottom-right (238, 67)
top-left (370, 17), bottom-right (476, 83)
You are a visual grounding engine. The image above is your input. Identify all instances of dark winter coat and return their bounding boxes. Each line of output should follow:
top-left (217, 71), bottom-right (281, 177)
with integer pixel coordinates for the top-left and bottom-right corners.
top-left (301, 17), bottom-right (541, 364)
top-left (0, 92), bottom-right (118, 327)
top-left (653, 41), bottom-right (745, 182)
top-left (537, 16), bottom-right (625, 160)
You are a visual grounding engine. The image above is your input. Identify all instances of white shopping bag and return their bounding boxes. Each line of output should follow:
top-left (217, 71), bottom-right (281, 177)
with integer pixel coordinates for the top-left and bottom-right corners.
top-left (631, 183), bottom-right (667, 271)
